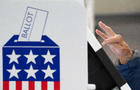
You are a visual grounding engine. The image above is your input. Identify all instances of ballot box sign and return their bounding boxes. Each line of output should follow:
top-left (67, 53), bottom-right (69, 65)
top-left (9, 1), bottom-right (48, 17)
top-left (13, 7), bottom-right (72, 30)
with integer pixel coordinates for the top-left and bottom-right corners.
top-left (0, 1), bottom-right (87, 90)
top-left (2, 7), bottom-right (60, 90)
top-left (3, 35), bottom-right (60, 90)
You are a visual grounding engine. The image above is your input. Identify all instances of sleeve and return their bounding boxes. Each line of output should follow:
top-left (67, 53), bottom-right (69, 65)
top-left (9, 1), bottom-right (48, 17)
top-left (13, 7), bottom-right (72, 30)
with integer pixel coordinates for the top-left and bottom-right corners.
top-left (115, 50), bottom-right (140, 65)
top-left (117, 50), bottom-right (140, 90)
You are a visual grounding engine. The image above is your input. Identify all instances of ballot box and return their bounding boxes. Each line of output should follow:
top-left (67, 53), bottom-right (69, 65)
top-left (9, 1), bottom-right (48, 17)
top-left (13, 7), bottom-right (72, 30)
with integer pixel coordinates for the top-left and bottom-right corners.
top-left (0, 0), bottom-right (87, 90)
top-left (3, 35), bottom-right (60, 86)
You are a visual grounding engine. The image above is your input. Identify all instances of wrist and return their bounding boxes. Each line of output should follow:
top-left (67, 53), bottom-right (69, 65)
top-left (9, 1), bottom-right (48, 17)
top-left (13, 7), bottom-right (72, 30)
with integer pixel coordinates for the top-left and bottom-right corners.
top-left (119, 49), bottom-right (133, 64)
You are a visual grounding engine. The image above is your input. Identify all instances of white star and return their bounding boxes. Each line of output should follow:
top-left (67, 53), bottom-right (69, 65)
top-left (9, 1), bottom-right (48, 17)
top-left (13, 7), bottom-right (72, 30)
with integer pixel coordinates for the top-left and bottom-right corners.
top-left (42, 50), bottom-right (56, 64)
top-left (24, 50), bottom-right (38, 64)
top-left (42, 65), bottom-right (56, 79)
top-left (7, 50), bottom-right (20, 64)
top-left (24, 65), bottom-right (38, 79)
top-left (7, 65), bottom-right (21, 79)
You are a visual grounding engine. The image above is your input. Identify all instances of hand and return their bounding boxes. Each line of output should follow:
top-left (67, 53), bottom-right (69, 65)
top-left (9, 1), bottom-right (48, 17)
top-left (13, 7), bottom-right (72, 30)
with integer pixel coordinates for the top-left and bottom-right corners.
top-left (96, 21), bottom-right (133, 64)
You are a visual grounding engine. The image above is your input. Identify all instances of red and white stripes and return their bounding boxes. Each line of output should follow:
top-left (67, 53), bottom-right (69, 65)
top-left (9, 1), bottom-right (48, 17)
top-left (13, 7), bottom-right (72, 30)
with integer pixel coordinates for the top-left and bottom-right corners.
top-left (3, 81), bottom-right (60, 90)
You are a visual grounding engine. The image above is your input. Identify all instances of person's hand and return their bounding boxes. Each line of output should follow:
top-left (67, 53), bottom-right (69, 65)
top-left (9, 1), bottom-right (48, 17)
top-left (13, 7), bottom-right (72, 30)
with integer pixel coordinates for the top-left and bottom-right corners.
top-left (96, 21), bottom-right (133, 64)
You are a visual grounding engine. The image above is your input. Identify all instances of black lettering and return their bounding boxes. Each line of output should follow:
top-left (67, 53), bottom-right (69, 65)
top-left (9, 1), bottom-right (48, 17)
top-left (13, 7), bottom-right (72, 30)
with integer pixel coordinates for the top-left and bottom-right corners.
top-left (23, 29), bottom-right (28, 34)
top-left (27, 12), bottom-right (33, 16)
top-left (26, 16), bottom-right (32, 23)
top-left (21, 34), bottom-right (27, 38)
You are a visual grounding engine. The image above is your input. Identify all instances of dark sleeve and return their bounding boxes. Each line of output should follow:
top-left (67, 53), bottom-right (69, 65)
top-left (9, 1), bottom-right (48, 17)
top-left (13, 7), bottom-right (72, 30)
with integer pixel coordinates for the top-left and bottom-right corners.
top-left (117, 50), bottom-right (140, 90)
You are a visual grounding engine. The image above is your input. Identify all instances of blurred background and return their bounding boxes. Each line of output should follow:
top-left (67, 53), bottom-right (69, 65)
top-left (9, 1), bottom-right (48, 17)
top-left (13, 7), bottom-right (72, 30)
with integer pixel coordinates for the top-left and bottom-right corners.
top-left (86, 0), bottom-right (140, 64)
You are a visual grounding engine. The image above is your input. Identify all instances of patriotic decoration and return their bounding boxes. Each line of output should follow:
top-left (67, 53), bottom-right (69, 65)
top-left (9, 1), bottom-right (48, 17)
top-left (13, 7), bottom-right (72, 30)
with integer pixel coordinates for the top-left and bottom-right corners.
top-left (3, 35), bottom-right (60, 90)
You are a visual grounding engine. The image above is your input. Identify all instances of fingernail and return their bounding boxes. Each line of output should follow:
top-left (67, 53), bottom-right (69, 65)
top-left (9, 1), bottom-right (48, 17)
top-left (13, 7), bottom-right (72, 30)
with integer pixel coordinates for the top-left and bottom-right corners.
top-left (98, 21), bottom-right (104, 28)
top-left (99, 21), bottom-right (102, 23)
top-left (96, 29), bottom-right (98, 32)
top-left (98, 21), bottom-right (102, 25)
top-left (102, 42), bottom-right (105, 46)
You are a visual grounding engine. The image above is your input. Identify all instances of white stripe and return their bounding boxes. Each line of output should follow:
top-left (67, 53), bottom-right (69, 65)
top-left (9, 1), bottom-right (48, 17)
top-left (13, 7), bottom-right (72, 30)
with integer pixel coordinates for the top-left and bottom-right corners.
top-left (9, 81), bottom-right (15, 90)
top-left (120, 83), bottom-right (131, 90)
top-left (87, 27), bottom-right (102, 52)
top-left (22, 81), bottom-right (28, 90)
top-left (48, 82), bottom-right (54, 90)
top-left (35, 81), bottom-right (41, 90)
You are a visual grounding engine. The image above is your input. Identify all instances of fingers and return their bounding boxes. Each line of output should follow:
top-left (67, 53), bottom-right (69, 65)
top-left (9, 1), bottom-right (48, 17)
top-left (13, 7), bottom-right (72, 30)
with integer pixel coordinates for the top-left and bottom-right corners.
top-left (102, 34), bottom-right (123, 45)
top-left (96, 21), bottom-right (123, 46)
top-left (98, 21), bottom-right (115, 36)
top-left (96, 29), bottom-right (107, 39)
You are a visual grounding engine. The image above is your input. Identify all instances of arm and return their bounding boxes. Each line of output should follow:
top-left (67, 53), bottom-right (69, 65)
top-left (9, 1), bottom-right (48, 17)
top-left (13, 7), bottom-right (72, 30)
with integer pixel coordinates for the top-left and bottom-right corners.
top-left (96, 21), bottom-right (140, 89)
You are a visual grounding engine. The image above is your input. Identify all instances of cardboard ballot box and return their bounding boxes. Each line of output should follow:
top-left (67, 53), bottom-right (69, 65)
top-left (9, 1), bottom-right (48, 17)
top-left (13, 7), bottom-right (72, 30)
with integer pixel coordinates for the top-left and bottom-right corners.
top-left (3, 35), bottom-right (60, 88)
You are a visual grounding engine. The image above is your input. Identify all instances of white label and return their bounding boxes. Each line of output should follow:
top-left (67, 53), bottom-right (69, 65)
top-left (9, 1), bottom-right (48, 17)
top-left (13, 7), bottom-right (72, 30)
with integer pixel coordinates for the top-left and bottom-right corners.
top-left (120, 83), bottom-right (132, 90)
top-left (87, 27), bottom-right (102, 52)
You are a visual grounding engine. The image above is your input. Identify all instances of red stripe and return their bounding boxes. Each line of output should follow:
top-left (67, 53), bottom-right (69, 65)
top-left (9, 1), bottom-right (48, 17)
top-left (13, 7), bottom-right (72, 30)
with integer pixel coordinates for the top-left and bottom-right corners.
top-left (29, 81), bottom-right (35, 90)
top-left (16, 81), bottom-right (22, 90)
top-left (3, 81), bottom-right (9, 90)
top-left (54, 82), bottom-right (60, 90)
top-left (41, 81), bottom-right (47, 90)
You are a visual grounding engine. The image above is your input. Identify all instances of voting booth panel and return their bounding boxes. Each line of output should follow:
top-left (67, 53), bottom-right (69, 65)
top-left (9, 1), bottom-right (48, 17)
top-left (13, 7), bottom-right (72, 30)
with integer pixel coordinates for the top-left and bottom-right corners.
top-left (0, 0), bottom-right (87, 90)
